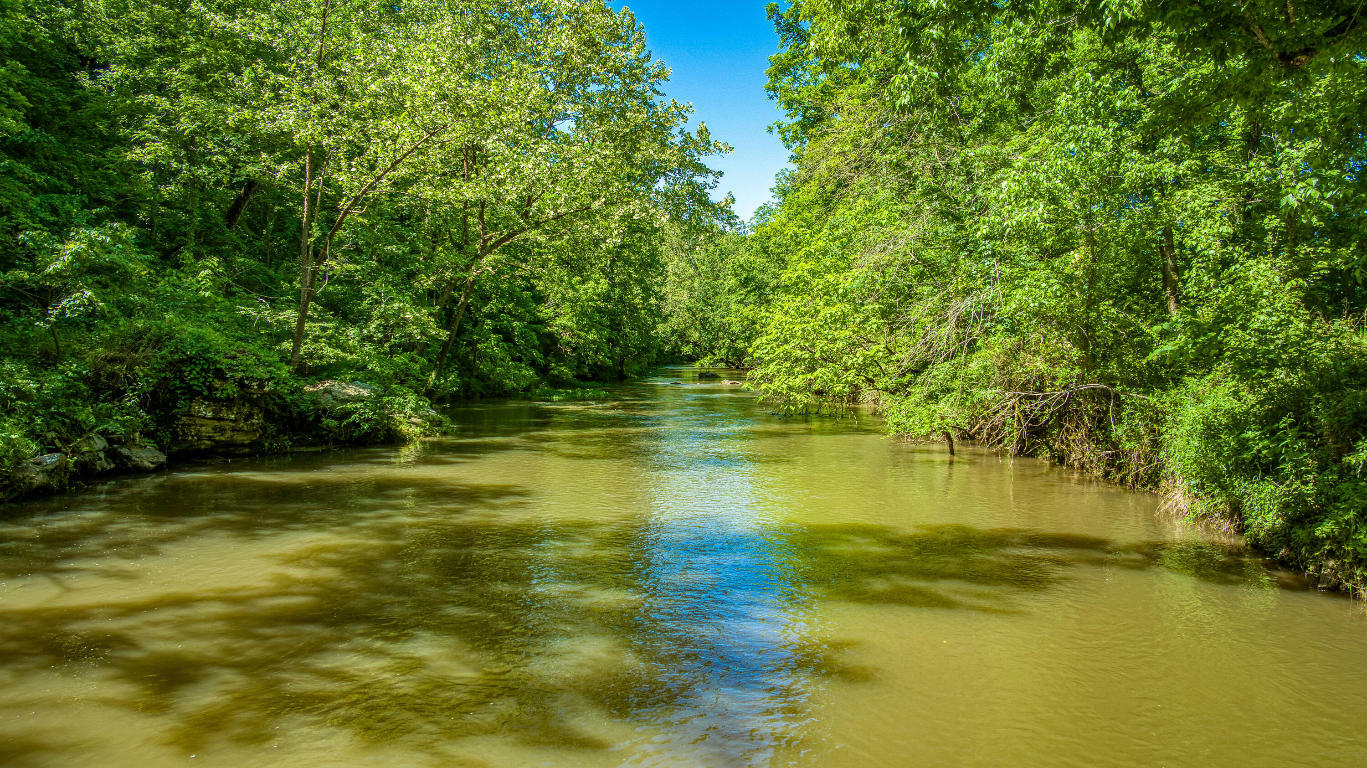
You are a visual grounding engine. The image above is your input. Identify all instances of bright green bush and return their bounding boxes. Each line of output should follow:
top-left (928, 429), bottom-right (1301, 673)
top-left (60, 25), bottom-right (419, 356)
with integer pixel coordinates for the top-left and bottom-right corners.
top-left (0, 415), bottom-right (37, 472)
top-left (1167, 329), bottom-right (1367, 587)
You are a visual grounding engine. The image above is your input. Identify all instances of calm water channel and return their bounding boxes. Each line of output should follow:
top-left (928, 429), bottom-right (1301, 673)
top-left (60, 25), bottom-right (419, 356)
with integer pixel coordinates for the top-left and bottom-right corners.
top-left (2, 368), bottom-right (1365, 767)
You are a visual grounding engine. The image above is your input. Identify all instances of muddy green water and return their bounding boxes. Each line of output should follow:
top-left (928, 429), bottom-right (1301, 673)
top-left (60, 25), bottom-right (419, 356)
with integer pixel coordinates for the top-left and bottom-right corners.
top-left (1, 369), bottom-right (1365, 768)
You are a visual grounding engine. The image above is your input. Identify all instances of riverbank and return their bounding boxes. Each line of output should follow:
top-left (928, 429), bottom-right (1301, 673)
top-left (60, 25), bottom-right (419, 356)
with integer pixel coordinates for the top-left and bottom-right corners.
top-left (735, 375), bottom-right (1365, 599)
top-left (8, 356), bottom-right (1357, 603)
top-left (0, 367), bottom-right (742, 505)
top-left (880, 418), bottom-right (1367, 599)
top-left (0, 378), bottom-right (444, 504)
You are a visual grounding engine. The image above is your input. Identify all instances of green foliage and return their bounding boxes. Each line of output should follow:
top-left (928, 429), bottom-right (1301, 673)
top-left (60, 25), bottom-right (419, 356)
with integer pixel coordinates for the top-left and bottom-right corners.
top-left (0, 415), bottom-right (36, 473)
top-left (94, 316), bottom-right (286, 402)
top-left (314, 388), bottom-right (441, 446)
top-left (0, 357), bottom-right (147, 454)
top-left (1166, 316), bottom-right (1367, 583)
top-left (528, 383), bottom-right (612, 402)
top-left (728, 0), bottom-right (1367, 588)
top-left (0, 0), bottom-right (725, 485)
top-left (658, 220), bottom-right (778, 367)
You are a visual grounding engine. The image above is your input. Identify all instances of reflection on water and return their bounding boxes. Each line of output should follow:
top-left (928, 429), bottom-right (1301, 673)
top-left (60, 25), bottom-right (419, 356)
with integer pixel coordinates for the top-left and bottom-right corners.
top-left (0, 367), bottom-right (1364, 768)
top-left (628, 397), bottom-right (811, 766)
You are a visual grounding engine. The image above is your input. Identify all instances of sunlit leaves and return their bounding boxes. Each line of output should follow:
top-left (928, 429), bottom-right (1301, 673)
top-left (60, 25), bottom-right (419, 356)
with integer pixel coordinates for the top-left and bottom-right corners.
top-left (744, 0), bottom-right (1367, 584)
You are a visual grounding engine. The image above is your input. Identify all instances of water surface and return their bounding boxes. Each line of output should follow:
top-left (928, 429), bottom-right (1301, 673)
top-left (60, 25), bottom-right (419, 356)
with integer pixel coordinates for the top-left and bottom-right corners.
top-left (2, 368), bottom-right (1365, 767)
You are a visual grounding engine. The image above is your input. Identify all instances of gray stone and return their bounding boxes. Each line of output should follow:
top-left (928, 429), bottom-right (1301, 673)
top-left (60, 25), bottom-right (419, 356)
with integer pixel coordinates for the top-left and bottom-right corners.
top-left (73, 434), bottom-right (109, 454)
top-left (86, 451), bottom-right (117, 474)
top-left (115, 444), bottom-right (168, 471)
top-left (72, 434), bottom-right (116, 474)
top-left (13, 453), bottom-right (69, 495)
top-left (30, 452), bottom-right (65, 471)
top-left (306, 380), bottom-right (379, 407)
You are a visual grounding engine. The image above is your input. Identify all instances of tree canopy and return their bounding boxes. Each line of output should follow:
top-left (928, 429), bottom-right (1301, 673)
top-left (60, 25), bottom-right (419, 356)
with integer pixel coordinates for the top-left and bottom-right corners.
top-left (1, 0), bottom-right (727, 459)
top-left (667, 0), bottom-right (1367, 588)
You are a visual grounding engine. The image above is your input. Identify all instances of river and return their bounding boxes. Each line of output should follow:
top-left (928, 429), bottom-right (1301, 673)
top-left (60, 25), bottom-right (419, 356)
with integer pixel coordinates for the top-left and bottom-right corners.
top-left (1, 368), bottom-right (1364, 767)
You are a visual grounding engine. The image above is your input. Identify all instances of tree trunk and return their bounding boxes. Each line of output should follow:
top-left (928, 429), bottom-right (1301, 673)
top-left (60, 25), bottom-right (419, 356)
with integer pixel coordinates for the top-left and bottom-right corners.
top-left (224, 179), bottom-right (260, 231)
top-left (185, 142), bottom-right (199, 256)
top-left (434, 276), bottom-right (458, 314)
top-left (290, 129), bottom-right (439, 372)
top-left (942, 429), bottom-right (956, 456)
top-left (260, 206), bottom-right (276, 267)
top-left (289, 268), bottom-right (316, 372)
top-left (289, 148), bottom-right (315, 371)
top-left (1160, 225), bottom-right (1180, 315)
top-left (431, 271), bottom-right (478, 387)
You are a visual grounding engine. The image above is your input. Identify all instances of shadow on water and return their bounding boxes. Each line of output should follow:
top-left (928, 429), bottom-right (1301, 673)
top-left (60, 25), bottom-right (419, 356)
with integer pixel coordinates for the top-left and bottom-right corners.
top-left (0, 502), bottom-right (1281, 763)
top-left (790, 523), bottom-right (1285, 611)
top-left (0, 471), bottom-right (532, 582)
top-left (0, 375), bottom-right (1298, 765)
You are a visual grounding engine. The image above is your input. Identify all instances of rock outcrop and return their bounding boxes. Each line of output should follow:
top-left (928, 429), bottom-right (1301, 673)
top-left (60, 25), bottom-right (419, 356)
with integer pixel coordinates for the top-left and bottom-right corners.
top-left (3, 378), bottom-right (431, 504)
top-left (2, 434), bottom-right (173, 502)
top-left (305, 380), bottom-right (378, 407)
top-left (175, 398), bottom-right (265, 454)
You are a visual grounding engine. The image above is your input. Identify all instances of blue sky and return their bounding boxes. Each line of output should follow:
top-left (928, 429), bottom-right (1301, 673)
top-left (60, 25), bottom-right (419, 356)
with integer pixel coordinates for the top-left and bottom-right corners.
top-left (611, 1), bottom-right (792, 221)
